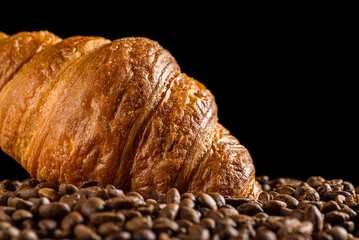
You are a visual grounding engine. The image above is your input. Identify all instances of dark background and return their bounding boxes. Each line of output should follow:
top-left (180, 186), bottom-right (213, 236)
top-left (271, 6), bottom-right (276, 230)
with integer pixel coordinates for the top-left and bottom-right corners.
top-left (0, 6), bottom-right (357, 185)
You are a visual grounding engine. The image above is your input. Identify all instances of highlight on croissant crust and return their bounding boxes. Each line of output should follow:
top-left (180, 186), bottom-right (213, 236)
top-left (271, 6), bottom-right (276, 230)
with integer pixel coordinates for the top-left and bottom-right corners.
top-left (0, 31), bottom-right (261, 199)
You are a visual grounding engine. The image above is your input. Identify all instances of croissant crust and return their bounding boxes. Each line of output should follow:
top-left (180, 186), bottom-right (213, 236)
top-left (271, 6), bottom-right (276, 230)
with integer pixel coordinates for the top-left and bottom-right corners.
top-left (0, 31), bottom-right (261, 199)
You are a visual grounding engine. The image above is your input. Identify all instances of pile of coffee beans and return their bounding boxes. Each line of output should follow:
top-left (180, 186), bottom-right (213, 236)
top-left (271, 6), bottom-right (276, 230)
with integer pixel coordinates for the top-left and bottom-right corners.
top-left (1, 176), bottom-right (359, 240)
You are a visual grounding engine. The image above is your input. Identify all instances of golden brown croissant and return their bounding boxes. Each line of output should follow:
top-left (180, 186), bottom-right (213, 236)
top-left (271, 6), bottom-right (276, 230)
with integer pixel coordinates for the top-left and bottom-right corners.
top-left (0, 31), bottom-right (261, 199)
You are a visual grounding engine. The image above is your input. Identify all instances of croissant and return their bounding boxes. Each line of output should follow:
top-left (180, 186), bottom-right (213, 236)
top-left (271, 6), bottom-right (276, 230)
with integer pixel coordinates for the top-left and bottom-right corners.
top-left (0, 31), bottom-right (261, 199)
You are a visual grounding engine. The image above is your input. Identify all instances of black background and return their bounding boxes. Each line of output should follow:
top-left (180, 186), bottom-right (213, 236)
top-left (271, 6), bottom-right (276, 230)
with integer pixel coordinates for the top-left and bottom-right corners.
top-left (0, 6), bottom-right (357, 185)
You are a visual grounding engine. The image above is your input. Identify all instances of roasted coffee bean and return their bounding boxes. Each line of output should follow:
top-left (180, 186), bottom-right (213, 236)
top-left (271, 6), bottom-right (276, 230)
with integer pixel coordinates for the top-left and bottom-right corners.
top-left (237, 202), bottom-right (264, 216)
top-left (80, 197), bottom-right (105, 217)
top-left (61, 211), bottom-right (84, 231)
top-left (132, 229), bottom-right (156, 240)
top-left (74, 224), bottom-right (101, 240)
top-left (202, 209), bottom-right (224, 221)
top-left (304, 205), bottom-right (324, 232)
top-left (225, 197), bottom-right (251, 208)
top-left (35, 182), bottom-right (59, 191)
top-left (8, 197), bottom-right (33, 210)
top-left (187, 224), bottom-right (210, 240)
top-left (98, 222), bottom-right (121, 236)
top-left (262, 200), bottom-right (287, 214)
top-left (276, 186), bottom-right (296, 196)
top-left (125, 216), bottom-right (153, 232)
top-left (166, 188), bottom-right (181, 204)
top-left (108, 196), bottom-right (141, 210)
top-left (158, 203), bottom-right (179, 220)
top-left (209, 193), bottom-right (226, 208)
top-left (60, 192), bottom-right (81, 209)
top-left (16, 187), bottom-right (39, 200)
top-left (0, 192), bottom-right (14, 205)
top-left (326, 225), bottom-right (348, 240)
top-left (17, 228), bottom-right (39, 240)
top-left (59, 183), bottom-right (79, 196)
top-left (80, 181), bottom-right (99, 188)
top-left (258, 191), bottom-right (271, 202)
top-left (3, 176), bottom-right (359, 240)
top-left (274, 194), bottom-right (299, 209)
top-left (325, 210), bottom-right (350, 224)
top-left (181, 192), bottom-right (196, 201)
top-left (199, 217), bottom-right (216, 230)
top-left (117, 209), bottom-right (142, 219)
top-left (11, 209), bottom-right (33, 222)
top-left (39, 202), bottom-right (71, 219)
top-left (89, 211), bottom-right (125, 226)
top-left (0, 225), bottom-right (20, 239)
top-left (180, 198), bottom-right (195, 208)
top-left (105, 231), bottom-right (131, 240)
top-left (0, 210), bottom-right (12, 222)
top-left (38, 187), bottom-right (59, 201)
top-left (38, 218), bottom-right (57, 233)
top-left (153, 217), bottom-right (179, 234)
top-left (197, 192), bottom-right (217, 210)
top-left (179, 206), bottom-right (200, 223)
top-left (0, 180), bottom-right (16, 192)
top-left (29, 197), bottom-right (50, 217)
top-left (256, 228), bottom-right (277, 240)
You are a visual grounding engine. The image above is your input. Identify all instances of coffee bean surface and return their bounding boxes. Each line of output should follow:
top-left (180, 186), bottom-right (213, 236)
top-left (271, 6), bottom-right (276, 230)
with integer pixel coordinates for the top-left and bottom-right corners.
top-left (1, 176), bottom-right (359, 239)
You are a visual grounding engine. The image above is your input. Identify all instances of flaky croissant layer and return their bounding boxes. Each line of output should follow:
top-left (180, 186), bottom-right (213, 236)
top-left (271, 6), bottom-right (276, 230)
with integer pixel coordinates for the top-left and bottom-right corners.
top-left (0, 31), bottom-right (261, 198)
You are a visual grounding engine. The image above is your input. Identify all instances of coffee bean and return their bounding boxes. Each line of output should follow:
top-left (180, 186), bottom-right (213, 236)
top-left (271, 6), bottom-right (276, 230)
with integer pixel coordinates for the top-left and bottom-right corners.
top-left (199, 217), bottom-right (216, 230)
top-left (39, 202), bottom-right (70, 219)
top-left (197, 192), bottom-right (218, 210)
top-left (29, 197), bottom-right (50, 217)
top-left (35, 182), bottom-right (59, 191)
top-left (8, 197), bottom-right (33, 210)
top-left (0, 180), bottom-right (16, 192)
top-left (0, 225), bottom-right (20, 239)
top-left (179, 206), bottom-right (200, 223)
top-left (326, 225), bottom-right (348, 240)
top-left (59, 183), bottom-right (79, 196)
top-left (209, 193), bottom-right (226, 208)
top-left (180, 198), bottom-right (195, 208)
top-left (125, 216), bottom-right (153, 232)
top-left (258, 191), bottom-right (271, 202)
top-left (153, 217), bottom-right (179, 234)
top-left (11, 209), bottom-right (33, 222)
top-left (237, 202), bottom-right (264, 216)
top-left (132, 229), bottom-right (156, 240)
top-left (89, 211), bottom-right (125, 226)
top-left (109, 196), bottom-right (141, 210)
top-left (187, 224), bottom-right (210, 240)
top-left (17, 228), bottom-right (39, 240)
top-left (98, 222), bottom-right (121, 236)
top-left (38, 218), bottom-right (57, 233)
top-left (225, 197), bottom-right (251, 208)
top-left (158, 203), bottom-right (179, 220)
top-left (4, 176), bottom-right (359, 240)
top-left (105, 231), bottom-right (131, 240)
top-left (181, 192), bottom-right (196, 201)
top-left (166, 188), bottom-right (181, 204)
top-left (117, 209), bottom-right (142, 219)
top-left (81, 197), bottom-right (105, 217)
top-left (325, 210), bottom-right (350, 224)
top-left (256, 228), bottom-right (277, 240)
top-left (60, 192), bottom-right (81, 209)
top-left (262, 200), bottom-right (287, 214)
top-left (74, 224), bottom-right (101, 240)
top-left (304, 205), bottom-right (323, 232)
top-left (38, 187), bottom-right (59, 201)
top-left (61, 211), bottom-right (84, 231)
top-left (274, 194), bottom-right (299, 209)
top-left (0, 192), bottom-right (15, 205)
